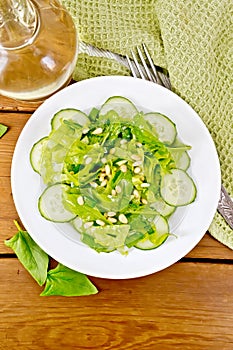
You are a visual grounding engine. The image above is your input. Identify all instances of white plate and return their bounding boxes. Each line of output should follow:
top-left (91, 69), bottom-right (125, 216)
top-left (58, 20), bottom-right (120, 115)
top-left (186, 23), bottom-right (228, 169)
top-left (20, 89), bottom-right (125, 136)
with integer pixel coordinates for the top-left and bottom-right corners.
top-left (11, 76), bottom-right (221, 279)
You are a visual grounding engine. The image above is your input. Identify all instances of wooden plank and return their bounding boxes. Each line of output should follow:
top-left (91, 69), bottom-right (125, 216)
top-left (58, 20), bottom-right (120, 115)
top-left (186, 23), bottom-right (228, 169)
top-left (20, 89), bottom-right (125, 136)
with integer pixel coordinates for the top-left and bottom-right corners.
top-left (0, 112), bottom-right (31, 253)
top-left (0, 259), bottom-right (233, 349)
top-left (0, 113), bottom-right (30, 177)
top-left (187, 232), bottom-right (233, 259)
top-left (0, 95), bottom-right (41, 112)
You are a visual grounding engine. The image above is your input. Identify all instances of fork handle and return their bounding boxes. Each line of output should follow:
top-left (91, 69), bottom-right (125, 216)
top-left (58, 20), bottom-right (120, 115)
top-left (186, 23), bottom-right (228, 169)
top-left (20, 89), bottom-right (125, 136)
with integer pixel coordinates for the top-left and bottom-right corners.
top-left (217, 185), bottom-right (233, 229)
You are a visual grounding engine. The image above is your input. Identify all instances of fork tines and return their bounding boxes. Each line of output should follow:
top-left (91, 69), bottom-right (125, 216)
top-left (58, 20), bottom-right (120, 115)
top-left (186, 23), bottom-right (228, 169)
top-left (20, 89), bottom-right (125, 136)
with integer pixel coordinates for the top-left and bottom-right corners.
top-left (126, 44), bottom-right (171, 89)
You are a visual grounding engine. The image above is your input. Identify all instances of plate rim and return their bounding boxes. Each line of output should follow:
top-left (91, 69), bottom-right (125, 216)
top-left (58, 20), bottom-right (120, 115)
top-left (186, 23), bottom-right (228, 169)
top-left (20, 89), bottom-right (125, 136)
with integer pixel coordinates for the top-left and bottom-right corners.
top-left (11, 76), bottom-right (221, 279)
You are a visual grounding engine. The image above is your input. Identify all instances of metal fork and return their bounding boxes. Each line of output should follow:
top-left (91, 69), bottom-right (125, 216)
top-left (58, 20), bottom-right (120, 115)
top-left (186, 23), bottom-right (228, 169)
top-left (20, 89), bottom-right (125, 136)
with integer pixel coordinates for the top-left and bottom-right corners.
top-left (126, 44), bottom-right (233, 230)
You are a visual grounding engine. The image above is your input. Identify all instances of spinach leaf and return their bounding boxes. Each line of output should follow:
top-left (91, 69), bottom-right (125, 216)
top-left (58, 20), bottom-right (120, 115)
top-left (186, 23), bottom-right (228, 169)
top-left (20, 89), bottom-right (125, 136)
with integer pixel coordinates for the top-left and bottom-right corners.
top-left (5, 221), bottom-right (49, 286)
top-left (5, 221), bottom-right (98, 296)
top-left (0, 123), bottom-right (8, 138)
top-left (40, 264), bottom-right (98, 296)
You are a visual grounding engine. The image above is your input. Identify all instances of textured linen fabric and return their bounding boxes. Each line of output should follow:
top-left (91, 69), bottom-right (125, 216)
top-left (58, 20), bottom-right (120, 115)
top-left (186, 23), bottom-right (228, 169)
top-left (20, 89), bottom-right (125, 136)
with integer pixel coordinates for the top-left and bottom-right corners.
top-left (62, 0), bottom-right (233, 249)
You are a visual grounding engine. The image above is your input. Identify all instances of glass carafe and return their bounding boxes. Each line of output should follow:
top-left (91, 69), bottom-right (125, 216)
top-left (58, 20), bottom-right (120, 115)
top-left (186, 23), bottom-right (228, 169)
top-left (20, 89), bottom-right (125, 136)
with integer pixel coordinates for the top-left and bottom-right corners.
top-left (0, 0), bottom-right (78, 101)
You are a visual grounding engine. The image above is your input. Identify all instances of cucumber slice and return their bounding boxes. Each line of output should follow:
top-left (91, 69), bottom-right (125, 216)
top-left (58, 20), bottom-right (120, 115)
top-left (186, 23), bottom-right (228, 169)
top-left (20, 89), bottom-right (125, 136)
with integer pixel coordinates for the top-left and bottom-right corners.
top-left (135, 215), bottom-right (169, 250)
top-left (72, 217), bottom-right (84, 232)
top-left (170, 137), bottom-right (190, 149)
top-left (30, 137), bottom-right (48, 174)
top-left (144, 112), bottom-right (177, 145)
top-left (99, 96), bottom-right (138, 119)
top-left (51, 108), bottom-right (90, 130)
top-left (38, 183), bottom-right (76, 222)
top-left (150, 197), bottom-right (175, 217)
top-left (160, 169), bottom-right (197, 206)
top-left (169, 149), bottom-right (191, 171)
top-left (81, 233), bottom-right (115, 253)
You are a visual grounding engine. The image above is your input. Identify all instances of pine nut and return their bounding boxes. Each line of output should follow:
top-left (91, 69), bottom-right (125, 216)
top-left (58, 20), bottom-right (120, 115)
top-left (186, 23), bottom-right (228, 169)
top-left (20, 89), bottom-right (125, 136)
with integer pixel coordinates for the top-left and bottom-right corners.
top-left (77, 196), bottom-right (84, 205)
top-left (118, 213), bottom-right (128, 224)
top-left (84, 221), bottom-right (94, 229)
top-left (115, 185), bottom-right (122, 193)
top-left (120, 164), bottom-right (127, 173)
top-left (141, 198), bottom-right (148, 205)
top-left (107, 211), bottom-right (117, 217)
top-left (110, 148), bottom-right (116, 154)
top-left (111, 189), bottom-right (116, 196)
top-left (116, 160), bottom-right (127, 166)
top-left (141, 183), bottom-right (150, 188)
top-left (99, 174), bottom-right (106, 182)
top-left (100, 179), bottom-right (107, 187)
top-left (133, 189), bottom-right (140, 198)
top-left (82, 128), bottom-right (89, 134)
top-left (96, 219), bottom-right (105, 226)
top-left (105, 164), bottom-right (111, 176)
top-left (92, 127), bottom-right (103, 135)
top-left (108, 217), bottom-right (117, 223)
top-left (134, 167), bottom-right (141, 174)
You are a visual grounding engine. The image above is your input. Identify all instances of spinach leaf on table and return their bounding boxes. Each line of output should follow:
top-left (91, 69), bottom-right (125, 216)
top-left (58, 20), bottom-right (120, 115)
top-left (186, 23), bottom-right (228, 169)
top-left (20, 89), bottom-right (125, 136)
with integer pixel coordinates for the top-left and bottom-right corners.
top-left (0, 124), bottom-right (8, 138)
top-left (5, 221), bottom-right (48, 286)
top-left (5, 221), bottom-right (98, 296)
top-left (40, 263), bottom-right (98, 297)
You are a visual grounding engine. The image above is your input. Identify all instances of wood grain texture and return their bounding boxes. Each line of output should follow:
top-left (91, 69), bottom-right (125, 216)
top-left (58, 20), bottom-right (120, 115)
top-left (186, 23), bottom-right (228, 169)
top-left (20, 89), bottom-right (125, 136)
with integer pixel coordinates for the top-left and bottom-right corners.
top-left (0, 259), bottom-right (233, 350)
top-left (0, 95), bottom-right (41, 112)
top-left (0, 113), bottom-right (31, 253)
top-left (0, 113), bottom-right (30, 177)
top-left (187, 232), bottom-right (233, 260)
top-left (1, 96), bottom-right (233, 350)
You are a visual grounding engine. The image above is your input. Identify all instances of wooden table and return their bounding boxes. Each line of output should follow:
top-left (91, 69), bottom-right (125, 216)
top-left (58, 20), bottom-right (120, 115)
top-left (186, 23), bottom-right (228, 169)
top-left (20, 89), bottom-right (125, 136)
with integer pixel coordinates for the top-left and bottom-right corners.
top-left (0, 95), bottom-right (233, 350)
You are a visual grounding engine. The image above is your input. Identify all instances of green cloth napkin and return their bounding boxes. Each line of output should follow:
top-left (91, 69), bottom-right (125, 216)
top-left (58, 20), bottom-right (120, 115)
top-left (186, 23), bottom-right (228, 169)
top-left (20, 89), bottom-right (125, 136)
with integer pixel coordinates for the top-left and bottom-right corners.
top-left (62, 0), bottom-right (233, 249)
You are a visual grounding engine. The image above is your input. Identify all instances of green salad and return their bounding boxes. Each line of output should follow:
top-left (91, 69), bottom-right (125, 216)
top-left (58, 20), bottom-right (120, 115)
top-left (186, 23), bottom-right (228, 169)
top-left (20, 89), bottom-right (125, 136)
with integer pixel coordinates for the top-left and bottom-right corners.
top-left (30, 96), bottom-right (197, 255)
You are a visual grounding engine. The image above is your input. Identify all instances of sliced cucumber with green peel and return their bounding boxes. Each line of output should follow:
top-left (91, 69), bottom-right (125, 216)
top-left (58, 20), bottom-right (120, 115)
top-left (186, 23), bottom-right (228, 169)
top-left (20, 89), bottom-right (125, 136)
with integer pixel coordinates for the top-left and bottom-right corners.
top-left (160, 169), bottom-right (197, 206)
top-left (30, 137), bottom-right (48, 174)
top-left (144, 112), bottom-right (177, 145)
top-left (99, 96), bottom-right (138, 119)
top-left (150, 197), bottom-right (175, 217)
top-left (135, 214), bottom-right (169, 250)
top-left (169, 149), bottom-right (190, 170)
top-left (51, 108), bottom-right (90, 130)
top-left (38, 183), bottom-right (76, 222)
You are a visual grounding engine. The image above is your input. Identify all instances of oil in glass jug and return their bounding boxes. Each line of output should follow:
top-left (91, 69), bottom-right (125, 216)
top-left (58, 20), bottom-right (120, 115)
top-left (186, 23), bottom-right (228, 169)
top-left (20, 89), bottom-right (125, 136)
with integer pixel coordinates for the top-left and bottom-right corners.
top-left (0, 0), bottom-right (78, 101)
